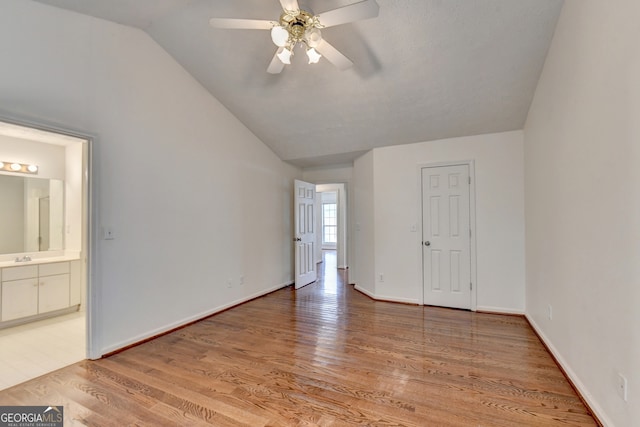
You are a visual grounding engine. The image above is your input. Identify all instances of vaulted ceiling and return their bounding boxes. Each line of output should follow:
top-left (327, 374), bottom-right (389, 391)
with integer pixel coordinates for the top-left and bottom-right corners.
top-left (33, 0), bottom-right (564, 168)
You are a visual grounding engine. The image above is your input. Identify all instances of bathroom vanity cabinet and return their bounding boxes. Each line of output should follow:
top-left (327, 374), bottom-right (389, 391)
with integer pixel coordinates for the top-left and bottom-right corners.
top-left (0, 260), bottom-right (82, 327)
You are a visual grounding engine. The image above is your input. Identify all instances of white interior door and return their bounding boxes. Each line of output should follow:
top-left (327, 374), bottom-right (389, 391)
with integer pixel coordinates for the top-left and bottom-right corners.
top-left (294, 179), bottom-right (317, 289)
top-left (422, 164), bottom-right (472, 309)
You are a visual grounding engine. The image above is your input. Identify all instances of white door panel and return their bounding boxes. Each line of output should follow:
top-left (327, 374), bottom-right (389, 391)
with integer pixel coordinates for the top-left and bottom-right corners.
top-left (39, 274), bottom-right (70, 314)
top-left (294, 180), bottom-right (317, 289)
top-left (422, 165), bottom-right (472, 309)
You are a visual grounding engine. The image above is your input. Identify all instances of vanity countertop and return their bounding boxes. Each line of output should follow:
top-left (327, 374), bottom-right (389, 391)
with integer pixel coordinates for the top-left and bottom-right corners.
top-left (0, 255), bottom-right (81, 269)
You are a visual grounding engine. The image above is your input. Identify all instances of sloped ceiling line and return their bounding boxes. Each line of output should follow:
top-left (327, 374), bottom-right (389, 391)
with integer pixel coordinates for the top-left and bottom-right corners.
top-left (33, 0), bottom-right (564, 168)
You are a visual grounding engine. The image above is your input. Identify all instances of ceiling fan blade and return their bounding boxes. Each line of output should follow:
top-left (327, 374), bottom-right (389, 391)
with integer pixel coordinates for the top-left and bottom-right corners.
top-left (315, 39), bottom-right (353, 71)
top-left (267, 52), bottom-right (285, 74)
top-left (317, 0), bottom-right (379, 28)
top-left (279, 0), bottom-right (300, 12)
top-left (209, 18), bottom-right (275, 30)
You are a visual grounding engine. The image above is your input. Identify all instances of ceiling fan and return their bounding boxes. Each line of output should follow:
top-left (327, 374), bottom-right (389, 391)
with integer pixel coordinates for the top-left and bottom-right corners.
top-left (209, 0), bottom-right (379, 74)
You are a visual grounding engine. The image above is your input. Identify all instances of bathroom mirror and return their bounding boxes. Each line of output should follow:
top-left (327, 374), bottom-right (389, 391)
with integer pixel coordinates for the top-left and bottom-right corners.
top-left (0, 174), bottom-right (64, 254)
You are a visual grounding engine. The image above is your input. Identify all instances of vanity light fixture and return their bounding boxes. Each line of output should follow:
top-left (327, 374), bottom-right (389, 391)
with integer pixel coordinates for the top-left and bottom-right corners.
top-left (1, 161), bottom-right (39, 175)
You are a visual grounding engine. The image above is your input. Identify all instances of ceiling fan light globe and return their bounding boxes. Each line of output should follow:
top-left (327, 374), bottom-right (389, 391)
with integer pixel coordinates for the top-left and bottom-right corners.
top-left (271, 26), bottom-right (289, 47)
top-left (305, 27), bottom-right (322, 48)
top-left (306, 47), bottom-right (321, 64)
top-left (277, 47), bottom-right (292, 64)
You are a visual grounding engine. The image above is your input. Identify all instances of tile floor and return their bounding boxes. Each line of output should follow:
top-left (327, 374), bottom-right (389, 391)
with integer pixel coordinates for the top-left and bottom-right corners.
top-left (0, 311), bottom-right (86, 390)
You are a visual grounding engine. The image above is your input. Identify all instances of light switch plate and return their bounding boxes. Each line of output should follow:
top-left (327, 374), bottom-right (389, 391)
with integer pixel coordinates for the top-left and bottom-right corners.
top-left (102, 227), bottom-right (115, 240)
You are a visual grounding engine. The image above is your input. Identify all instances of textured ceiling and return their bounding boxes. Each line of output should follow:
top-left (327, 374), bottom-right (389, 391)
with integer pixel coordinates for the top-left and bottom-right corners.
top-left (33, 0), bottom-right (564, 168)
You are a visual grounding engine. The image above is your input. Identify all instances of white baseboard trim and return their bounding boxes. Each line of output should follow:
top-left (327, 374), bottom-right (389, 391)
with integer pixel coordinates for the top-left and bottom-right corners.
top-left (99, 280), bottom-right (293, 357)
top-left (354, 285), bottom-right (419, 305)
top-left (525, 314), bottom-right (611, 427)
top-left (476, 305), bottom-right (525, 315)
top-left (354, 284), bottom-right (375, 299)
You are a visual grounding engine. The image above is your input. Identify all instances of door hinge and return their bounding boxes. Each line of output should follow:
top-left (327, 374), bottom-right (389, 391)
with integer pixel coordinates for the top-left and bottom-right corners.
top-left (468, 176), bottom-right (471, 184)
top-left (470, 282), bottom-right (473, 290)
top-left (469, 229), bottom-right (472, 238)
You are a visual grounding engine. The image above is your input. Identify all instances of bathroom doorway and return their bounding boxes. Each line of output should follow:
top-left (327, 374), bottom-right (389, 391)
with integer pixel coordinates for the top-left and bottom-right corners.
top-left (0, 118), bottom-right (90, 390)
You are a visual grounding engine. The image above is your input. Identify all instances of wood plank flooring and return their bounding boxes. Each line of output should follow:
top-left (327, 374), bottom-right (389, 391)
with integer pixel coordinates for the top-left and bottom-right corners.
top-left (0, 252), bottom-right (597, 426)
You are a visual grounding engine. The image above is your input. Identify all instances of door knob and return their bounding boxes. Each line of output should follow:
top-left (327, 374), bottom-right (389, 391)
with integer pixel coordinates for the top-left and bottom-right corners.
top-left (424, 241), bottom-right (431, 246)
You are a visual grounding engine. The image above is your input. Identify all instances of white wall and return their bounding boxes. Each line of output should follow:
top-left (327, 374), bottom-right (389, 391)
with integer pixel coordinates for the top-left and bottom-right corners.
top-left (303, 165), bottom-right (353, 184)
top-left (353, 131), bottom-right (526, 310)
top-left (524, 1), bottom-right (640, 425)
top-left (0, 1), bottom-right (300, 356)
top-left (352, 151), bottom-right (375, 294)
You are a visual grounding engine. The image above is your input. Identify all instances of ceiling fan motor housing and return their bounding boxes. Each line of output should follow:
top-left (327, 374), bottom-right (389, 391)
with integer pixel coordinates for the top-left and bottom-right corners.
top-left (279, 10), bottom-right (319, 45)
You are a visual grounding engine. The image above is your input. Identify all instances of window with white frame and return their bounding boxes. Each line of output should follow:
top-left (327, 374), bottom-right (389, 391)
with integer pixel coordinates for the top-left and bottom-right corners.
top-left (322, 203), bottom-right (337, 244)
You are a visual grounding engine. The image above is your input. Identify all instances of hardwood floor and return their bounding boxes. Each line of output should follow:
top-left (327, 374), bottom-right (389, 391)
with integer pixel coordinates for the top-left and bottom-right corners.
top-left (0, 252), bottom-right (597, 426)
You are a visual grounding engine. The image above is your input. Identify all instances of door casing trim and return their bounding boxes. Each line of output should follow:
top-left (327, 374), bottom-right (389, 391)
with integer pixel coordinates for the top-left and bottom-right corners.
top-left (0, 112), bottom-right (98, 358)
top-left (417, 160), bottom-right (477, 310)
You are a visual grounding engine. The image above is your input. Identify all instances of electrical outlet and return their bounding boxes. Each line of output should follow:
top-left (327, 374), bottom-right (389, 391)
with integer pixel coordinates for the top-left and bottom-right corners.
top-left (618, 373), bottom-right (628, 402)
top-left (547, 304), bottom-right (552, 320)
top-left (239, 275), bottom-right (244, 285)
top-left (227, 278), bottom-right (232, 288)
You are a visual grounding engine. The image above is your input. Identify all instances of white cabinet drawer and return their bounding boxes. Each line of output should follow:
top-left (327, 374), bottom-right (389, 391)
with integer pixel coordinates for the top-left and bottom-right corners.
top-left (2, 265), bottom-right (38, 281)
top-left (39, 262), bottom-right (70, 277)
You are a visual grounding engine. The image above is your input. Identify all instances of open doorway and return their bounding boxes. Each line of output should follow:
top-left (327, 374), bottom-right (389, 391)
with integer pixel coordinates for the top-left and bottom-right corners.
top-left (321, 191), bottom-right (338, 250)
top-left (0, 119), bottom-right (90, 390)
top-left (315, 183), bottom-right (348, 270)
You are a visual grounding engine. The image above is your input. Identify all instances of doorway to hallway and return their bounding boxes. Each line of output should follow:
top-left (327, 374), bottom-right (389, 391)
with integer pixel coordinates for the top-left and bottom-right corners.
top-left (315, 183), bottom-right (348, 270)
